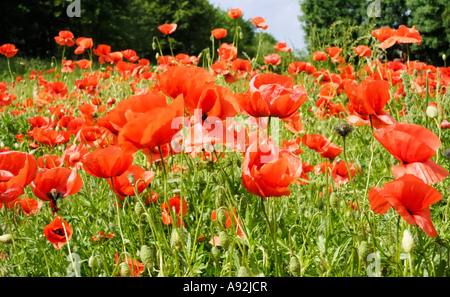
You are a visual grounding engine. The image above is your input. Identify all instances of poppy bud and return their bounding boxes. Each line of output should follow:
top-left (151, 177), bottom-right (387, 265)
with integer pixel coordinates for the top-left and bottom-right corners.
top-left (211, 246), bottom-right (221, 265)
top-left (237, 265), bottom-right (251, 277)
top-left (109, 222), bottom-right (116, 232)
top-left (88, 255), bottom-right (95, 268)
top-left (119, 262), bottom-right (131, 277)
top-left (426, 105), bottom-right (438, 118)
top-left (127, 173), bottom-right (135, 185)
top-left (219, 231), bottom-right (231, 250)
top-left (215, 194), bottom-right (226, 209)
top-left (239, 32), bottom-right (244, 40)
top-left (317, 74), bottom-right (324, 84)
top-left (401, 229), bottom-right (414, 253)
top-left (289, 255), bottom-right (301, 277)
top-left (135, 202), bottom-right (145, 217)
top-left (413, 69), bottom-right (418, 77)
top-left (140, 245), bottom-right (155, 270)
top-left (171, 228), bottom-right (186, 251)
top-left (329, 193), bottom-right (338, 209)
top-left (152, 40), bottom-right (157, 51)
top-left (443, 54), bottom-right (446, 62)
top-left (0, 234), bottom-right (13, 244)
top-left (358, 241), bottom-right (371, 260)
top-left (217, 208), bottom-right (227, 228)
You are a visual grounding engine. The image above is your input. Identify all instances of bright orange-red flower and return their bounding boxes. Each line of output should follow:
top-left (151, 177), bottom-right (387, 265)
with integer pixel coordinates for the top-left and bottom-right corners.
top-left (211, 28), bottom-right (227, 39)
top-left (353, 45), bottom-right (372, 57)
top-left (121, 49), bottom-right (139, 62)
top-left (161, 196), bottom-right (188, 227)
top-left (373, 123), bottom-right (449, 184)
top-left (62, 144), bottom-right (90, 169)
top-left (264, 53), bottom-right (281, 66)
top-left (108, 165), bottom-right (155, 199)
top-left (302, 134), bottom-right (343, 160)
top-left (326, 47), bottom-right (342, 61)
top-left (274, 42), bottom-right (291, 52)
top-left (54, 31), bottom-right (75, 47)
top-left (252, 17), bottom-right (268, 30)
top-left (375, 25), bottom-right (422, 49)
top-left (81, 145), bottom-right (134, 179)
top-left (0, 151), bottom-right (37, 203)
top-left (228, 8), bottom-right (242, 19)
top-left (43, 215), bottom-right (73, 249)
top-left (369, 174), bottom-right (442, 237)
top-left (242, 138), bottom-right (302, 199)
top-left (236, 73), bottom-right (307, 119)
top-left (31, 167), bottom-right (83, 214)
top-left (313, 51), bottom-right (328, 61)
top-left (115, 252), bottom-right (145, 277)
top-left (217, 43), bottom-right (237, 62)
top-left (158, 23), bottom-right (177, 35)
top-left (74, 37), bottom-right (93, 54)
top-left (0, 44), bottom-right (18, 58)
top-left (118, 95), bottom-right (185, 155)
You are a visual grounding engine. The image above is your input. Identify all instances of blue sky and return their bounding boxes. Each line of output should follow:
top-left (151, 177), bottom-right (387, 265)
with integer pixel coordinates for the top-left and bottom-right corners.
top-left (208, 0), bottom-right (307, 52)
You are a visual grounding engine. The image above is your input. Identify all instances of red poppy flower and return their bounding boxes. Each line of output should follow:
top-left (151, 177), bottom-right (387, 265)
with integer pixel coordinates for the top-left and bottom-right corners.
top-left (344, 79), bottom-right (396, 129)
top-left (76, 125), bottom-right (117, 149)
top-left (93, 44), bottom-right (112, 64)
top-left (54, 31), bottom-right (75, 47)
top-left (161, 196), bottom-right (188, 227)
top-left (368, 174), bottom-right (442, 237)
top-left (251, 17), bottom-right (268, 30)
top-left (43, 215), bottom-right (73, 249)
top-left (17, 196), bottom-right (43, 216)
top-left (274, 42), bottom-right (291, 52)
top-left (37, 154), bottom-right (63, 169)
top-left (118, 95), bottom-right (185, 155)
top-left (326, 47), bottom-right (342, 61)
top-left (373, 123), bottom-right (449, 184)
top-left (228, 8), bottom-right (242, 19)
top-left (264, 53), bottom-right (281, 66)
top-left (353, 45), bottom-right (372, 57)
top-left (121, 49), bottom-right (139, 62)
top-left (236, 73), bottom-right (307, 119)
top-left (75, 59), bottom-right (92, 69)
top-left (74, 37), bottom-right (93, 54)
top-left (331, 159), bottom-right (360, 186)
top-left (108, 165), bottom-right (155, 199)
top-left (29, 127), bottom-right (71, 147)
top-left (81, 145), bottom-right (134, 179)
top-left (372, 27), bottom-right (396, 43)
top-left (218, 43), bottom-right (237, 62)
top-left (31, 167), bottom-right (83, 214)
top-left (377, 25), bottom-right (422, 49)
top-left (158, 23), bottom-right (177, 35)
top-left (242, 138), bottom-right (302, 199)
top-left (0, 44), bottom-right (18, 58)
top-left (211, 28), bottom-right (227, 39)
top-left (302, 134), bottom-right (343, 160)
top-left (0, 151), bottom-right (37, 203)
top-left (287, 61), bottom-right (316, 75)
top-left (313, 51), bottom-right (328, 61)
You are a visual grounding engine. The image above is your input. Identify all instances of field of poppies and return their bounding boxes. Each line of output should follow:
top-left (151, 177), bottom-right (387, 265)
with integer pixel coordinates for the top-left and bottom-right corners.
top-left (0, 9), bottom-right (449, 278)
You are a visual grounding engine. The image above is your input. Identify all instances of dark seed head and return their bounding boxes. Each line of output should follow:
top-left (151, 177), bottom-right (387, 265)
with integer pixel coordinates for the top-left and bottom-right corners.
top-left (444, 148), bottom-right (450, 159)
top-left (334, 122), bottom-right (354, 137)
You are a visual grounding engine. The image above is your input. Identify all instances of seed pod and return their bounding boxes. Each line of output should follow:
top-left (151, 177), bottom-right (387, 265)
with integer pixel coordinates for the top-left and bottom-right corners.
top-left (219, 231), bottom-right (230, 250)
top-left (119, 262), bottom-right (131, 277)
top-left (237, 265), bottom-right (251, 277)
top-left (171, 228), bottom-right (186, 251)
top-left (0, 234), bottom-right (13, 244)
top-left (211, 246), bottom-right (221, 265)
top-left (140, 245), bottom-right (155, 270)
top-left (289, 255), bottom-right (301, 277)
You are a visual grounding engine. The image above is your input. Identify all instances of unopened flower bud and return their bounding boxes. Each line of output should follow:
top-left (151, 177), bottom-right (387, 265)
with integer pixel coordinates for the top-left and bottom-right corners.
top-left (219, 231), bottom-right (231, 250)
top-left (119, 262), bottom-right (131, 277)
top-left (402, 229), bottom-right (414, 253)
top-left (443, 54), bottom-right (447, 62)
top-left (217, 209), bottom-right (227, 228)
top-left (135, 202), bottom-right (145, 217)
top-left (140, 245), bottom-right (155, 270)
top-left (426, 105), bottom-right (438, 118)
top-left (237, 265), bottom-right (251, 277)
top-left (171, 228), bottom-right (186, 251)
top-left (211, 246), bottom-right (221, 265)
top-left (0, 234), bottom-right (13, 244)
top-left (358, 241), bottom-right (371, 260)
top-left (289, 255), bottom-right (301, 277)
top-left (127, 173), bottom-right (135, 185)
top-left (88, 255), bottom-right (95, 268)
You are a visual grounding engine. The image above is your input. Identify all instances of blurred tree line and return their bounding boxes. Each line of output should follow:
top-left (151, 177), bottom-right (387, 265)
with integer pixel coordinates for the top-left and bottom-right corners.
top-left (0, 0), bottom-right (278, 65)
top-left (299, 0), bottom-right (450, 66)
